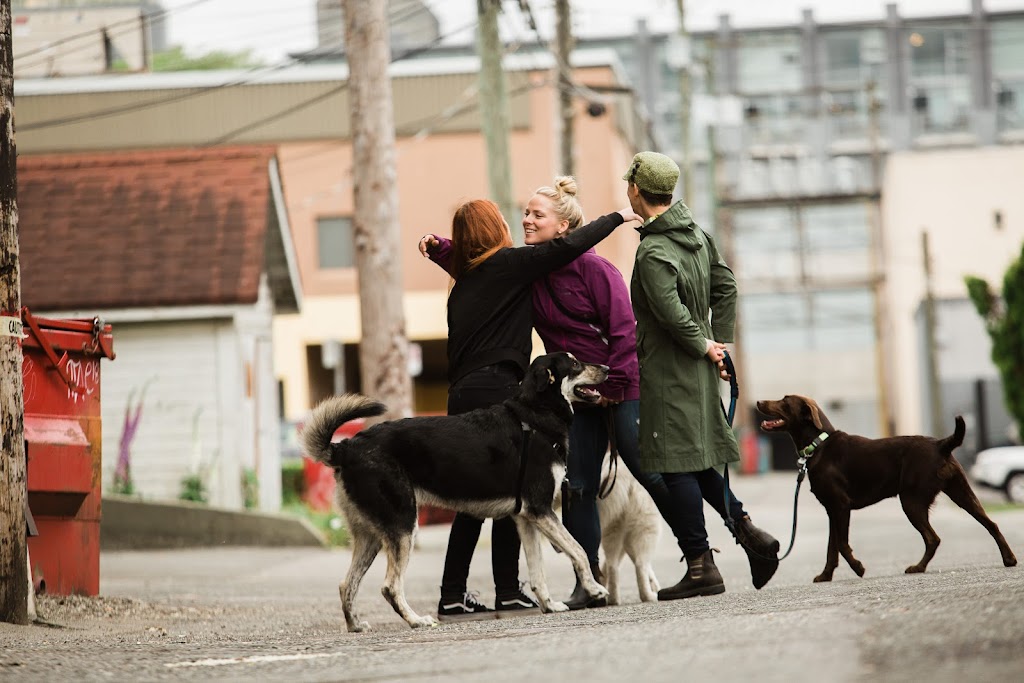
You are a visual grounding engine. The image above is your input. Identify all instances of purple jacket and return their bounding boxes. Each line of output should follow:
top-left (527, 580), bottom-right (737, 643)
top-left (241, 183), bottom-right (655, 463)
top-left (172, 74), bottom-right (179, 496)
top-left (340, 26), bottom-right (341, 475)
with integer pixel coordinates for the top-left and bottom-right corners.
top-left (428, 238), bottom-right (640, 402)
top-left (532, 249), bottom-right (640, 402)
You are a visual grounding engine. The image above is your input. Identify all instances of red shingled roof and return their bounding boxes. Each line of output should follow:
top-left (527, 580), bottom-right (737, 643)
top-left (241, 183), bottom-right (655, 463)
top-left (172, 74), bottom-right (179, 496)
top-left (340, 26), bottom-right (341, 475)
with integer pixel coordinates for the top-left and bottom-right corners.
top-left (18, 146), bottom-right (278, 311)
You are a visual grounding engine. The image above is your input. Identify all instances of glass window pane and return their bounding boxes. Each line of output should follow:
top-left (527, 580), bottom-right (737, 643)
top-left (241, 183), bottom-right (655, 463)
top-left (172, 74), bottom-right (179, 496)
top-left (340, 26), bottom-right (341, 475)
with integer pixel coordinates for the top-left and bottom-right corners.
top-left (736, 32), bottom-right (802, 94)
top-left (822, 29), bottom-right (886, 85)
top-left (741, 293), bottom-right (809, 353)
top-left (733, 208), bottom-right (800, 281)
top-left (317, 216), bottom-right (354, 269)
top-left (810, 289), bottom-right (875, 350)
top-left (992, 19), bottom-right (1024, 75)
top-left (909, 26), bottom-right (968, 79)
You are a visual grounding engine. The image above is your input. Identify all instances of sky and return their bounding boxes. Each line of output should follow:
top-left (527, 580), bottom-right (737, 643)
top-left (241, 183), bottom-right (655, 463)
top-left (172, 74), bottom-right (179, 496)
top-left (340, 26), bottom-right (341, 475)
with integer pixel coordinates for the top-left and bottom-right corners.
top-left (159, 0), bottom-right (1024, 64)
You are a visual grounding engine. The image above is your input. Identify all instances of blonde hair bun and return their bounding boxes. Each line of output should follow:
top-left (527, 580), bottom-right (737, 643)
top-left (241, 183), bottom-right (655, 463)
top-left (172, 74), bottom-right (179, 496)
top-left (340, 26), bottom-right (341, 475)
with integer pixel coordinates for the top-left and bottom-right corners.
top-left (554, 175), bottom-right (578, 197)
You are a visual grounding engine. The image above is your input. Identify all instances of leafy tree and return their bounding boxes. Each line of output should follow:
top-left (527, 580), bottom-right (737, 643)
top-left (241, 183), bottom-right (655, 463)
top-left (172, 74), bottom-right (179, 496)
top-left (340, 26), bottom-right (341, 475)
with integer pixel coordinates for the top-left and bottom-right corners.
top-left (965, 241), bottom-right (1024, 439)
top-left (151, 46), bottom-right (262, 72)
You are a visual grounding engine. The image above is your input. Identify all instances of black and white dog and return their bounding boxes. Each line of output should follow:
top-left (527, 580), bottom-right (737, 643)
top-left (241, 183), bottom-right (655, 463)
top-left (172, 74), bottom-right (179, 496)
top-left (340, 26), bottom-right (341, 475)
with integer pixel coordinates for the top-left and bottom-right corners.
top-left (301, 352), bottom-right (611, 632)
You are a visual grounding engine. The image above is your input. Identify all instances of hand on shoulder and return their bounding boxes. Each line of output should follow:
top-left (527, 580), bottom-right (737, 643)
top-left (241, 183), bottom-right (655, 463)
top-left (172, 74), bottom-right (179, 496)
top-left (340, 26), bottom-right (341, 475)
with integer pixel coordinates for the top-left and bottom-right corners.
top-left (616, 208), bottom-right (642, 224)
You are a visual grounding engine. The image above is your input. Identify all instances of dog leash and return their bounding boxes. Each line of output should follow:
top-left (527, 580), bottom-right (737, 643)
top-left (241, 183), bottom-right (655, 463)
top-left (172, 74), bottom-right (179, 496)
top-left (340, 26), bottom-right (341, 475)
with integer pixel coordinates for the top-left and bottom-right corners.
top-left (515, 423), bottom-right (532, 515)
top-left (720, 351), bottom-right (805, 562)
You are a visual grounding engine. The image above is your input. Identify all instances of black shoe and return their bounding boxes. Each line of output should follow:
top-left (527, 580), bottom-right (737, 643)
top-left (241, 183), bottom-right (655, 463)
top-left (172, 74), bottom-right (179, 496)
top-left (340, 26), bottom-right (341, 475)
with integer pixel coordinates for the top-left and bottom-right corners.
top-left (495, 584), bottom-right (542, 618)
top-left (564, 562), bottom-right (608, 610)
top-left (437, 591), bottom-right (496, 622)
top-left (733, 515), bottom-right (780, 590)
top-left (657, 549), bottom-right (726, 601)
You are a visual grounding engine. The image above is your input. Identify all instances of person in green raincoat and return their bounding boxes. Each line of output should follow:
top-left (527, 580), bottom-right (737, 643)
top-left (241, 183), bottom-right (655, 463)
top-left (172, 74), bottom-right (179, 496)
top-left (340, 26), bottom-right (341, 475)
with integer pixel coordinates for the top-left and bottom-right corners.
top-left (625, 151), bottom-right (780, 599)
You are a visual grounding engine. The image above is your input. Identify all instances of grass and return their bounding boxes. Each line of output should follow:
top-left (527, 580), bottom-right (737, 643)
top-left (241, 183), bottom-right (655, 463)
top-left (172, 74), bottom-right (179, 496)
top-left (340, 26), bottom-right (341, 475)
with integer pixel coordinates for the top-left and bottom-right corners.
top-left (282, 501), bottom-right (349, 547)
top-left (983, 501), bottom-right (1024, 513)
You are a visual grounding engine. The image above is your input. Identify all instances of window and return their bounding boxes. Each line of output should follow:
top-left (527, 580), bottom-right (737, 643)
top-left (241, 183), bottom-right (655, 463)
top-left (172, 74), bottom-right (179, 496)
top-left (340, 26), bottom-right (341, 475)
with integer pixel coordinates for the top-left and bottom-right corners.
top-left (993, 19), bottom-right (1024, 132)
top-left (736, 32), bottom-right (802, 94)
top-left (822, 29), bottom-right (886, 85)
top-left (908, 26), bottom-right (968, 79)
top-left (317, 216), bottom-right (354, 269)
top-left (741, 288), bottom-right (874, 353)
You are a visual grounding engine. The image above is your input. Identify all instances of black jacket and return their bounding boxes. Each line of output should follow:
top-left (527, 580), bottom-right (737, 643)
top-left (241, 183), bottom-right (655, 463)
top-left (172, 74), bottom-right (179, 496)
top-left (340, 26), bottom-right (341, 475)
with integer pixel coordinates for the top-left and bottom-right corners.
top-left (429, 212), bottom-right (626, 383)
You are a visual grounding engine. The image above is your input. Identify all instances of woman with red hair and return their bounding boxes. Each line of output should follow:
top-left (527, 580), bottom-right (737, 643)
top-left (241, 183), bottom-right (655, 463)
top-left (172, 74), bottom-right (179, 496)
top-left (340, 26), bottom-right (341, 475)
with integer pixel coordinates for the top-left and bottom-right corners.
top-left (419, 198), bottom-right (639, 622)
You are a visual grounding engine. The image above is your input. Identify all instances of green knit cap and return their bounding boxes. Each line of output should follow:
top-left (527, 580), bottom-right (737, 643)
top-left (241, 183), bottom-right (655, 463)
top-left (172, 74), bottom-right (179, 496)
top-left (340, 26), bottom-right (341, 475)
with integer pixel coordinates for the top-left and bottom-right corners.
top-left (622, 151), bottom-right (679, 194)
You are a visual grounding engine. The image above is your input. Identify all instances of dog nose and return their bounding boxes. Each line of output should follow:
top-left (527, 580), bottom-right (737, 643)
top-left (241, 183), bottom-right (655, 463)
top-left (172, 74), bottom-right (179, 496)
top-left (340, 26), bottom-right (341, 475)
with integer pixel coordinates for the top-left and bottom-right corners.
top-left (597, 364), bottom-right (609, 373)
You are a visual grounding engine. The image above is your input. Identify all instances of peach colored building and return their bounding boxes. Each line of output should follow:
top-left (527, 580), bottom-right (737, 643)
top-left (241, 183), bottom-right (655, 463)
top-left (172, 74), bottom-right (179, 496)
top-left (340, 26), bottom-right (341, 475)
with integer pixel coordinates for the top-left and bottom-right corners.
top-left (267, 51), bottom-right (651, 418)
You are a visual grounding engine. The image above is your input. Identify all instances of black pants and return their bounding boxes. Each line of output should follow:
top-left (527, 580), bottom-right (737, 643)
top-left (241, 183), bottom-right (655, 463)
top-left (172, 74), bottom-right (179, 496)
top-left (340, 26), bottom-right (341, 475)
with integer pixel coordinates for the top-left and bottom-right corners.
top-left (662, 467), bottom-right (747, 560)
top-left (439, 363), bottom-right (523, 599)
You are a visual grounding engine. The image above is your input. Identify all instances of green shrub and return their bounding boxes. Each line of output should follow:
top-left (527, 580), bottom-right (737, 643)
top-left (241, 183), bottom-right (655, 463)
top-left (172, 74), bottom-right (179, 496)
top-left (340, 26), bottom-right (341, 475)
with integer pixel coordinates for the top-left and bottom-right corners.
top-left (282, 502), bottom-right (348, 547)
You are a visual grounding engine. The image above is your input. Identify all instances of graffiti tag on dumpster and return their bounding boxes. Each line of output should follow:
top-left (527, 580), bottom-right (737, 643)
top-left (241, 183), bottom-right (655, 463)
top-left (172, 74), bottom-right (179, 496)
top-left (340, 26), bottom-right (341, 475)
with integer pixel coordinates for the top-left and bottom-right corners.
top-left (65, 358), bottom-right (99, 403)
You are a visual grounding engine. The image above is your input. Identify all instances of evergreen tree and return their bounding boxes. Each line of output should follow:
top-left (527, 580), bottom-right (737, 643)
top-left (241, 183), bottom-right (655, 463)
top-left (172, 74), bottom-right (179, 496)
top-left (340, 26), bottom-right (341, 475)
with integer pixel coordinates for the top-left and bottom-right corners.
top-left (965, 241), bottom-right (1024, 439)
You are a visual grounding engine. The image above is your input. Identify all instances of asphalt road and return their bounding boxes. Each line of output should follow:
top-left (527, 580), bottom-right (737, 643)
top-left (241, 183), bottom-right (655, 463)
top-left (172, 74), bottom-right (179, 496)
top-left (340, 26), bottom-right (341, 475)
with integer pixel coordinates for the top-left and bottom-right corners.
top-left (2, 473), bottom-right (1022, 682)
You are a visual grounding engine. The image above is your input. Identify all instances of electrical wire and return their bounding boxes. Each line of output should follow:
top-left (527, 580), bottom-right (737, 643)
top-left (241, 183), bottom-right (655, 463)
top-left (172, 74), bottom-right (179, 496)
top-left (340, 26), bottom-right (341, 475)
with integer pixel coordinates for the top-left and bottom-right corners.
top-left (201, 19), bottom-right (479, 146)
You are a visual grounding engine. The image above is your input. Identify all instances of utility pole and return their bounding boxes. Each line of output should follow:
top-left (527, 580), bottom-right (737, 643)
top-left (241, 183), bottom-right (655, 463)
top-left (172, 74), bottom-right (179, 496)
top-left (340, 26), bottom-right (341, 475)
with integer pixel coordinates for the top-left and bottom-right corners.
top-left (922, 230), bottom-right (944, 436)
top-left (867, 78), bottom-right (894, 436)
top-left (702, 45), bottom-right (746, 433)
top-left (341, 0), bottom-right (413, 420)
top-left (674, 0), bottom-right (693, 198)
top-left (554, 0), bottom-right (574, 176)
top-left (476, 0), bottom-right (520, 241)
top-left (1, 0), bottom-right (29, 625)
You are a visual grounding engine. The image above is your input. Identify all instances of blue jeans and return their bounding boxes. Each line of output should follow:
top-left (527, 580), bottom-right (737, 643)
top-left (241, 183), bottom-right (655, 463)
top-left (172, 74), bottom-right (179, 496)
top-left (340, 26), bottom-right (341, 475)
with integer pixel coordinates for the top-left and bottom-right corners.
top-left (563, 400), bottom-right (747, 563)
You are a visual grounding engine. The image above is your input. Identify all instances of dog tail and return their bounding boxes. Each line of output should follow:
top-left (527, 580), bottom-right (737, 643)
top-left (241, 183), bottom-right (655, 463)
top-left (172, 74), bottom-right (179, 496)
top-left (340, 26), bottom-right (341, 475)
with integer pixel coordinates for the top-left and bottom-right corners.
top-left (936, 415), bottom-right (966, 455)
top-left (301, 395), bottom-right (387, 466)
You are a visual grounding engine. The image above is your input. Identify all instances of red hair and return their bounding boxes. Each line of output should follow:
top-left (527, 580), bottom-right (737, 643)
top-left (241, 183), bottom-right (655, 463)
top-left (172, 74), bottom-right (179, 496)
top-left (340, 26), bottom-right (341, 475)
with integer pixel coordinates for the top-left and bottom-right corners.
top-left (450, 199), bottom-right (512, 279)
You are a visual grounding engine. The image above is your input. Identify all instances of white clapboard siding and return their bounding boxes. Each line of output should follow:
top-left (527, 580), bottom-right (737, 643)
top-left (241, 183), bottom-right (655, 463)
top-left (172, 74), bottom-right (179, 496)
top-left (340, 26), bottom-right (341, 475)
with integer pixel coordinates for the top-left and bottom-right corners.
top-left (100, 319), bottom-right (240, 506)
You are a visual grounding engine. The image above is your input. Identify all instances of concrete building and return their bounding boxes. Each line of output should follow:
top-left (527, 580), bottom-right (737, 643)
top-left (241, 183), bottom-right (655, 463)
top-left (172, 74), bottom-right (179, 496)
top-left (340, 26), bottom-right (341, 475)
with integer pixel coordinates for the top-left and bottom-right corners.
top-left (621, 1), bottom-right (1024, 452)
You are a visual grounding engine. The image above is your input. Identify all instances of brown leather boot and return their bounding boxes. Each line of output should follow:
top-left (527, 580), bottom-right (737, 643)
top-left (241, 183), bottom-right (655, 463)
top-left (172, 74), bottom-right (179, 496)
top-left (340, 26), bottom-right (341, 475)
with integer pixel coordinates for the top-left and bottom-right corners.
top-left (733, 515), bottom-right (780, 590)
top-left (657, 549), bottom-right (725, 601)
top-left (564, 561), bottom-right (608, 610)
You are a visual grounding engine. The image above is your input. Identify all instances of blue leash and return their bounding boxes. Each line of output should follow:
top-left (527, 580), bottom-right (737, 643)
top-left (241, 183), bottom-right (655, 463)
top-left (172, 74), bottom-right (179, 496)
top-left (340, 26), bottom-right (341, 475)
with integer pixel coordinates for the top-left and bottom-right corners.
top-left (720, 350), bottom-right (804, 562)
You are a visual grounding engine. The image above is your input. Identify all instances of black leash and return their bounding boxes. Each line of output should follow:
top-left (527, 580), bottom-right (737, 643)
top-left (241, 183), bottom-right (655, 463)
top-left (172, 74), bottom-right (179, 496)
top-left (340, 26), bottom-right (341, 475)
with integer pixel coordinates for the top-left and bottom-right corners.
top-left (514, 423), bottom-right (532, 515)
top-left (720, 351), bottom-right (805, 562)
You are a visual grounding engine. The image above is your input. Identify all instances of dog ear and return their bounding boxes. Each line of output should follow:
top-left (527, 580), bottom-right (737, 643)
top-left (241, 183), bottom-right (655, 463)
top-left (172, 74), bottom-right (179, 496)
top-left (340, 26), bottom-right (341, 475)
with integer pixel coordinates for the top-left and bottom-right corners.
top-left (804, 399), bottom-right (824, 431)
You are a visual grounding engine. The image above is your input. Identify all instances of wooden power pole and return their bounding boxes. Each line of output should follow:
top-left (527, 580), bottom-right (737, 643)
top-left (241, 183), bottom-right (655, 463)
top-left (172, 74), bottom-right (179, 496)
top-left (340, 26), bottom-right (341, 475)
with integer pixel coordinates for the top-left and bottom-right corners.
top-left (922, 230), bottom-right (944, 435)
top-left (341, 0), bottom-right (413, 420)
top-left (1, 0), bottom-right (29, 626)
top-left (674, 0), bottom-right (693, 199)
top-left (554, 0), bottom-right (574, 176)
top-left (476, 0), bottom-right (519, 241)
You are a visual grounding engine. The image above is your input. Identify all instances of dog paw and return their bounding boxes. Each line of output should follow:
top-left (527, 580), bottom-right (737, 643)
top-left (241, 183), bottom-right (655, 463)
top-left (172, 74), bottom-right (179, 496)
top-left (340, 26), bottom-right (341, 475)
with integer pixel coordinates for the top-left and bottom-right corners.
top-left (904, 565), bottom-right (925, 574)
top-left (410, 615), bottom-right (438, 629)
top-left (588, 585), bottom-right (609, 600)
top-left (813, 573), bottom-right (833, 583)
top-left (852, 562), bottom-right (866, 577)
top-left (349, 621), bottom-right (372, 633)
top-left (544, 600), bottom-right (570, 613)
top-left (1004, 554), bottom-right (1017, 567)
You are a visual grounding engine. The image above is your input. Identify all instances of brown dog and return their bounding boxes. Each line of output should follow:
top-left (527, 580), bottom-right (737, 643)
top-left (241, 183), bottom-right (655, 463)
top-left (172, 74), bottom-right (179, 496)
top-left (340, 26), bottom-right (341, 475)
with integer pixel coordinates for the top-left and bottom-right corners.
top-left (757, 395), bottom-right (1017, 582)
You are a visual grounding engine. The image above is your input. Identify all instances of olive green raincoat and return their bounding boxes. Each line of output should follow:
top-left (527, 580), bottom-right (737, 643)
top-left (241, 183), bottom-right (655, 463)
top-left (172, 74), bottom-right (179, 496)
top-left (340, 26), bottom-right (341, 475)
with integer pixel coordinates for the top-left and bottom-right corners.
top-left (630, 200), bottom-right (740, 473)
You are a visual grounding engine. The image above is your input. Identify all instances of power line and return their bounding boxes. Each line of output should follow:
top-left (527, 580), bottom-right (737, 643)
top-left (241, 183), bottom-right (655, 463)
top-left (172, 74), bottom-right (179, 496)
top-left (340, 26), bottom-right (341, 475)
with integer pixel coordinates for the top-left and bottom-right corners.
top-left (201, 20), bottom-right (479, 146)
top-left (14, 0), bottom-right (213, 62)
top-left (20, 14), bottom-right (474, 134)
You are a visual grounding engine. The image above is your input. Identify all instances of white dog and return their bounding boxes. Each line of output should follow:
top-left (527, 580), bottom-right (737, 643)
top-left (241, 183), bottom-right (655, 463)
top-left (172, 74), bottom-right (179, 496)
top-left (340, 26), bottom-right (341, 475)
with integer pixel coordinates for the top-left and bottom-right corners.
top-left (556, 453), bottom-right (661, 604)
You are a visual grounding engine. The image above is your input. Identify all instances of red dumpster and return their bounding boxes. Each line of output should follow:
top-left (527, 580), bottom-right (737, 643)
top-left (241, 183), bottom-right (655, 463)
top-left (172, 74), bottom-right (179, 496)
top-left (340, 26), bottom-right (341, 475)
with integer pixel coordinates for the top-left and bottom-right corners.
top-left (22, 309), bottom-right (115, 596)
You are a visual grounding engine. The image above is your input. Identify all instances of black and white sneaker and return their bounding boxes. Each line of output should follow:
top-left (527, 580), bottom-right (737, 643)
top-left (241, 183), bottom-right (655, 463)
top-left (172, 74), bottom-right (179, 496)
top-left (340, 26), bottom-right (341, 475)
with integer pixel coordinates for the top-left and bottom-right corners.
top-left (437, 591), bottom-right (496, 623)
top-left (495, 584), bottom-right (542, 618)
